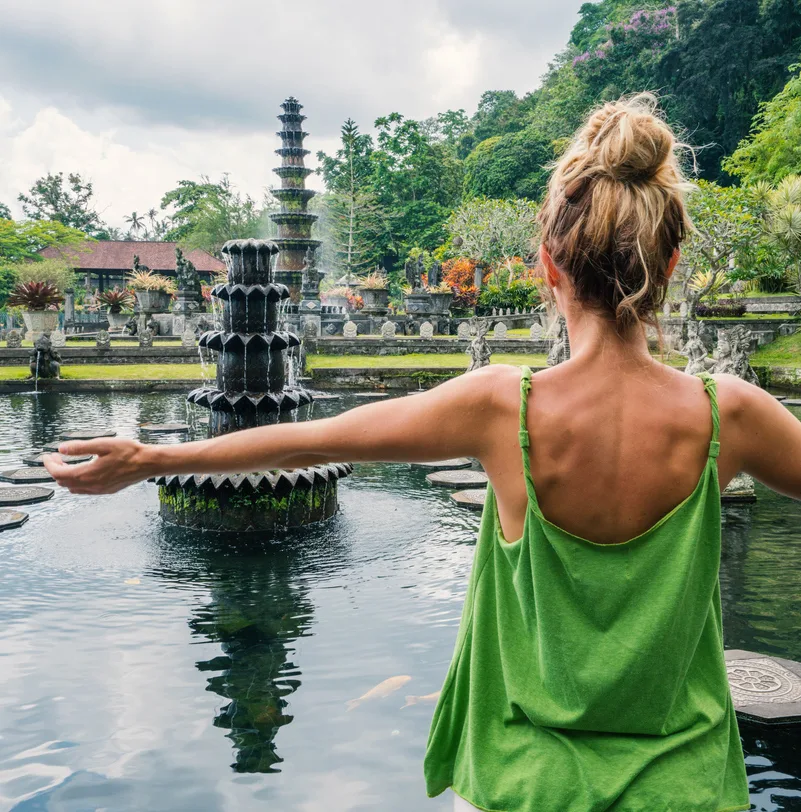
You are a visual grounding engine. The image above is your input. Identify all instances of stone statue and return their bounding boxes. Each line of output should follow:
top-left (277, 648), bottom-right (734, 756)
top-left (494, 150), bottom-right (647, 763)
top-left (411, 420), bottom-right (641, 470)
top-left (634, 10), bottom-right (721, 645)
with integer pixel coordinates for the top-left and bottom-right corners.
top-left (301, 246), bottom-right (323, 299)
top-left (139, 328), bottom-right (154, 348)
top-left (419, 321), bottom-right (434, 340)
top-left (381, 320), bottom-right (397, 339)
top-left (428, 259), bottom-right (441, 289)
top-left (96, 329), bottom-right (111, 350)
top-left (457, 321), bottom-right (471, 341)
top-left (31, 333), bottom-right (61, 379)
top-left (343, 320), bottom-right (358, 338)
top-left (493, 322), bottom-right (508, 339)
top-left (50, 330), bottom-right (66, 348)
top-left (682, 320), bottom-right (713, 375)
top-left (405, 256), bottom-right (423, 293)
top-left (174, 247), bottom-right (203, 316)
top-left (181, 328), bottom-right (196, 348)
top-left (132, 254), bottom-right (150, 274)
top-left (7, 329), bottom-right (22, 349)
top-left (547, 316), bottom-right (571, 367)
top-left (710, 327), bottom-right (735, 375)
top-left (729, 325), bottom-right (759, 385)
top-left (467, 318), bottom-right (492, 371)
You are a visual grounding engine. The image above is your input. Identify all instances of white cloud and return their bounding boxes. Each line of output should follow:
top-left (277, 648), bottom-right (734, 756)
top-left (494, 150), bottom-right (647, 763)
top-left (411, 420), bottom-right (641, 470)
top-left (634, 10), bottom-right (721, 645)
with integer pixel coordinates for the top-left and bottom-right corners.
top-left (0, 0), bottom-right (586, 226)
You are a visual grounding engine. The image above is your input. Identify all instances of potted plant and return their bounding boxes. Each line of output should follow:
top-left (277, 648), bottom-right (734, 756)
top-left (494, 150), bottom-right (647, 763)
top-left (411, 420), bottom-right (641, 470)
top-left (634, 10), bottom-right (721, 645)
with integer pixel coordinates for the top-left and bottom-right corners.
top-left (128, 270), bottom-right (175, 313)
top-left (426, 281), bottom-right (454, 314)
top-left (356, 270), bottom-right (391, 311)
top-left (97, 287), bottom-right (135, 332)
top-left (322, 285), bottom-right (351, 309)
top-left (7, 282), bottom-right (64, 339)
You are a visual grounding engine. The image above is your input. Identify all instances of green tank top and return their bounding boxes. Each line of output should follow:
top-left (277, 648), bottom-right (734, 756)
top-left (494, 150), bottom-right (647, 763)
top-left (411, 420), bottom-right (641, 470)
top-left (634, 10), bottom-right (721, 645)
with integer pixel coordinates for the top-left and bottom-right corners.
top-left (424, 368), bottom-right (750, 812)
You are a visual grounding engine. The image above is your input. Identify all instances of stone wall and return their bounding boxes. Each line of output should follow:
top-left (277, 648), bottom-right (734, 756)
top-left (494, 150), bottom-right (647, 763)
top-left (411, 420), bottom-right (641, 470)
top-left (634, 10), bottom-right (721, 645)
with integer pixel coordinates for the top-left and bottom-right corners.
top-left (311, 336), bottom-right (551, 356)
top-left (0, 346), bottom-right (200, 366)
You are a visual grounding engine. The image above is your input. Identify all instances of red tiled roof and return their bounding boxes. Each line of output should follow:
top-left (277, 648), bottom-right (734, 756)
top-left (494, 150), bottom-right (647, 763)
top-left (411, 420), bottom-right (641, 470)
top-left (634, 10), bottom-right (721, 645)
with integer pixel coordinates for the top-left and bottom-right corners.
top-left (39, 241), bottom-right (226, 274)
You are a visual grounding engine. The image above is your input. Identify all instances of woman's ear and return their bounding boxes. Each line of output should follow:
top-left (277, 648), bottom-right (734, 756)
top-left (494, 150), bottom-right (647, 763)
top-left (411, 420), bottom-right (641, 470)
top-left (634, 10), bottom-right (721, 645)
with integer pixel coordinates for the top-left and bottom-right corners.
top-left (539, 243), bottom-right (560, 289)
top-left (666, 247), bottom-right (680, 279)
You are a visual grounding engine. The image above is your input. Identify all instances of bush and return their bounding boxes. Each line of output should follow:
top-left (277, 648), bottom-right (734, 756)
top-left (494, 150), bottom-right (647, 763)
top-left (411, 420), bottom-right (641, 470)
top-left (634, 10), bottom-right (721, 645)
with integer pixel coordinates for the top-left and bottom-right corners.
top-left (477, 278), bottom-right (541, 313)
top-left (11, 258), bottom-right (77, 292)
top-left (696, 302), bottom-right (747, 317)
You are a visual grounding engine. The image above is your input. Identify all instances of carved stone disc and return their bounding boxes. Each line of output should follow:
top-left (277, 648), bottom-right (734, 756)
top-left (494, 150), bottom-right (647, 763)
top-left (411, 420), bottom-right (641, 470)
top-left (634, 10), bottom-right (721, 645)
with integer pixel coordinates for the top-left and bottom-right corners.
top-left (450, 489), bottom-right (487, 510)
top-left (23, 452), bottom-right (93, 467)
top-left (0, 509), bottom-right (29, 531)
top-left (426, 470), bottom-right (489, 487)
top-left (60, 430), bottom-right (117, 440)
top-left (0, 486), bottom-right (54, 506)
top-left (0, 468), bottom-right (55, 484)
top-left (411, 458), bottom-right (473, 470)
top-left (727, 658), bottom-right (801, 706)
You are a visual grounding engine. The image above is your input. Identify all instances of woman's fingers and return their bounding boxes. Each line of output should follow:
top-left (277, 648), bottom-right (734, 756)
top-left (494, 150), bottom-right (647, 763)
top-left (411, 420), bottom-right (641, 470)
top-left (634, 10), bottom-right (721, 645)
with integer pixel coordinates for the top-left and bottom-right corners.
top-left (42, 438), bottom-right (147, 494)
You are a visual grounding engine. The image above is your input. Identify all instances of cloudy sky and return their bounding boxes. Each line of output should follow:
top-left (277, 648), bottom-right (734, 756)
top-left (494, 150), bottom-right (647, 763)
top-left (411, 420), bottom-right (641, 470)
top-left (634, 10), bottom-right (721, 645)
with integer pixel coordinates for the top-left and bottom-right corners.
top-left (0, 0), bottom-right (585, 228)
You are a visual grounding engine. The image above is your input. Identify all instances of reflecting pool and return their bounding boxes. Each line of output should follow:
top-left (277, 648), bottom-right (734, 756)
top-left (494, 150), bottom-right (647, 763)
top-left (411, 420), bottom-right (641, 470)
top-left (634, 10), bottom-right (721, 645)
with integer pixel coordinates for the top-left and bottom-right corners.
top-left (0, 392), bottom-right (799, 811)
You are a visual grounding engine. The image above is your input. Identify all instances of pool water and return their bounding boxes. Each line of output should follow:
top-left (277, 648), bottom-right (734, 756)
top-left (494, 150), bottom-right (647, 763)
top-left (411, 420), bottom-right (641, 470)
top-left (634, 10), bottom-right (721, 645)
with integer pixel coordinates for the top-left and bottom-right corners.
top-left (0, 392), bottom-right (799, 811)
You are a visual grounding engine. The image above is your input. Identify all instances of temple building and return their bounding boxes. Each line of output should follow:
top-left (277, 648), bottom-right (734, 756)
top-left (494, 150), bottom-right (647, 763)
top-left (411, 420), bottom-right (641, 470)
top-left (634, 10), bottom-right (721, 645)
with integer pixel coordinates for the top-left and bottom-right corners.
top-left (39, 241), bottom-right (225, 291)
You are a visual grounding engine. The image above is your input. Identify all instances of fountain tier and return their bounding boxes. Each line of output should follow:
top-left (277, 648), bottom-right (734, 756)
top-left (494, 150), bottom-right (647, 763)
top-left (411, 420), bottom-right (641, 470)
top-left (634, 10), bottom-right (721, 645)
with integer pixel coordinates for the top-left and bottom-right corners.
top-left (155, 238), bottom-right (350, 532)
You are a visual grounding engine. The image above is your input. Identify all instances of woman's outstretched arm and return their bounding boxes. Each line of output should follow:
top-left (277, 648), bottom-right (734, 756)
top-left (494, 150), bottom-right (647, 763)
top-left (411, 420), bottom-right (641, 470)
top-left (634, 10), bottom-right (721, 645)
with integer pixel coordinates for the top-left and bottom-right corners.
top-left (43, 365), bottom-right (509, 495)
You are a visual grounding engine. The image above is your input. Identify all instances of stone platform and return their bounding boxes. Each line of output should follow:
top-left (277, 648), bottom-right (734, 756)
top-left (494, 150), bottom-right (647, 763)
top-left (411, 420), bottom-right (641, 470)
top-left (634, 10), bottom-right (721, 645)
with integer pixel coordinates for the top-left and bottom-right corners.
top-left (725, 649), bottom-right (801, 725)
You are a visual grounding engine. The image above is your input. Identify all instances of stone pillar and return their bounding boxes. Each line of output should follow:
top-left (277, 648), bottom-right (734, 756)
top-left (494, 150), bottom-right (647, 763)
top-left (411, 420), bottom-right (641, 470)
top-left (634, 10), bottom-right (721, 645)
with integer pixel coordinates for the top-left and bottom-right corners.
top-left (474, 262), bottom-right (483, 290)
top-left (64, 289), bottom-right (75, 327)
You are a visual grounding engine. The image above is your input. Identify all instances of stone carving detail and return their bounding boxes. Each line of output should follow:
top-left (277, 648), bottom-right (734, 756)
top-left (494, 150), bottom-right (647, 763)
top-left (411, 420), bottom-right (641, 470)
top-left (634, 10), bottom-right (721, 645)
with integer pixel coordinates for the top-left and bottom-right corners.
top-left (404, 256), bottom-right (424, 293)
top-left (96, 329), bottom-right (111, 350)
top-left (381, 320), bottom-right (397, 339)
top-left (6, 330), bottom-right (21, 349)
top-left (139, 328), bottom-right (154, 348)
top-left (324, 323), bottom-right (338, 336)
top-left (343, 320), bottom-right (358, 338)
top-left (682, 320), bottom-right (713, 376)
top-left (710, 325), bottom-right (759, 385)
top-left (428, 260), bottom-right (441, 288)
top-left (529, 323), bottom-right (544, 340)
top-left (181, 329), bottom-right (196, 348)
top-left (467, 318), bottom-right (492, 371)
top-left (547, 316), bottom-right (570, 366)
top-left (173, 247), bottom-right (203, 317)
top-left (301, 246), bottom-right (323, 300)
top-left (419, 321), bottom-right (434, 340)
top-left (726, 658), bottom-right (801, 705)
top-left (302, 317), bottom-right (321, 339)
top-left (679, 301), bottom-right (689, 318)
top-left (457, 321), bottom-right (471, 341)
top-left (31, 333), bottom-right (61, 379)
top-left (493, 322), bottom-right (508, 339)
top-left (50, 330), bottom-right (66, 348)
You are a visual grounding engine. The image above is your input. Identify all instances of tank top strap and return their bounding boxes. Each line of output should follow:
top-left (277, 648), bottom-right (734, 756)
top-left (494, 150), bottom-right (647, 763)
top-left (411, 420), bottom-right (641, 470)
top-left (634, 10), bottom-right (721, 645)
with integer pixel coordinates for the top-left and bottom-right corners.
top-left (696, 372), bottom-right (721, 459)
top-left (518, 366), bottom-right (540, 507)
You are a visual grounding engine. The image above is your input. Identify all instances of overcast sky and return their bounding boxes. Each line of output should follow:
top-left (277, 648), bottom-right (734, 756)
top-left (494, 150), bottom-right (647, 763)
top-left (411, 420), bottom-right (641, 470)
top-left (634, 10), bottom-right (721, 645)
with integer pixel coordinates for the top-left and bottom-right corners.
top-left (0, 0), bottom-right (585, 228)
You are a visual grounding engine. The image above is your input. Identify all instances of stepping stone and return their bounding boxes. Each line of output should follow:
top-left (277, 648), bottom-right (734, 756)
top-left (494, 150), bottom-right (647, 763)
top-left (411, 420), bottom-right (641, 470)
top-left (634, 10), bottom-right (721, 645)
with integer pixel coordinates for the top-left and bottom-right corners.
top-left (139, 422), bottom-right (190, 433)
top-left (725, 649), bottom-right (801, 725)
top-left (351, 392), bottom-right (389, 398)
top-left (0, 468), bottom-right (55, 484)
top-left (783, 399), bottom-right (801, 406)
top-left (22, 452), bottom-right (93, 467)
top-left (410, 458), bottom-right (473, 471)
top-left (773, 395), bottom-right (787, 401)
top-left (310, 393), bottom-right (341, 400)
top-left (0, 509), bottom-right (29, 531)
top-left (0, 486), bottom-right (54, 506)
top-left (450, 489), bottom-right (487, 510)
top-left (60, 430), bottom-right (117, 440)
top-left (426, 470), bottom-right (489, 487)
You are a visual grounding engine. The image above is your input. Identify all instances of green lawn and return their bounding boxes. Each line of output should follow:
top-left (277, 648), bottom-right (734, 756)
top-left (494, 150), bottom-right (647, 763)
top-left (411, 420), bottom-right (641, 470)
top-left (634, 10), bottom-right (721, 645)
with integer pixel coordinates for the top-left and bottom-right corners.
top-left (306, 353), bottom-right (549, 369)
top-left (0, 364), bottom-right (211, 380)
top-left (752, 332), bottom-right (801, 367)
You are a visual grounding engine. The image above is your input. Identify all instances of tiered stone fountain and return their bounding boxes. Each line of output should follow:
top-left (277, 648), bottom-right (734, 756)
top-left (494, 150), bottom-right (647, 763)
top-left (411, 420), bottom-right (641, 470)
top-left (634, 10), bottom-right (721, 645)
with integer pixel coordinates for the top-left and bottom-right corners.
top-left (155, 238), bottom-right (351, 533)
top-left (271, 97), bottom-right (321, 302)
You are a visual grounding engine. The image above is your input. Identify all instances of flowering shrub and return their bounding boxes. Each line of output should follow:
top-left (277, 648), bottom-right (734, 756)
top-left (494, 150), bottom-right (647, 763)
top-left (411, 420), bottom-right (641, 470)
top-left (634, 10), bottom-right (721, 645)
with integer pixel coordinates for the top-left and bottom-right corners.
top-left (346, 291), bottom-right (364, 311)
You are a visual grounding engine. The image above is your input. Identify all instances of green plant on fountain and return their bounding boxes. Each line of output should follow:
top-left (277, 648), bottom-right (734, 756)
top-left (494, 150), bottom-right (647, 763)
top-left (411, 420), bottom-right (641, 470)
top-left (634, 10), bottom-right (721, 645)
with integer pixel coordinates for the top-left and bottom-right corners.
top-left (154, 238), bottom-right (351, 533)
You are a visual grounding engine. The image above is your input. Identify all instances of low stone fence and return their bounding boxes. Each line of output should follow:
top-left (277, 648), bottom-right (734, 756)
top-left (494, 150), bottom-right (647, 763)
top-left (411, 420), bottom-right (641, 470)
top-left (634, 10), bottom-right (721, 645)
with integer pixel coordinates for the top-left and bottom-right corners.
top-left (308, 366), bottom-right (548, 390)
top-left (740, 295), bottom-right (801, 315)
top-left (0, 346), bottom-right (200, 366)
top-left (310, 336), bottom-right (551, 356)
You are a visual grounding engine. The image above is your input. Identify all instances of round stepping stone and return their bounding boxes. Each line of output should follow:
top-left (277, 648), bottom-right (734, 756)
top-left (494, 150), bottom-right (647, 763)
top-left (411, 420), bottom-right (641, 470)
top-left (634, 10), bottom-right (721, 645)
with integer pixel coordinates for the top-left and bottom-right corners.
top-left (0, 510), bottom-right (28, 531)
top-left (726, 649), bottom-right (801, 725)
top-left (0, 486), bottom-right (54, 506)
top-left (22, 452), bottom-right (93, 467)
top-left (410, 458), bottom-right (473, 470)
top-left (426, 470), bottom-right (489, 487)
top-left (0, 468), bottom-right (55, 484)
top-left (450, 489), bottom-right (487, 510)
top-left (60, 430), bottom-right (117, 440)
top-left (351, 392), bottom-right (389, 398)
top-left (139, 422), bottom-right (190, 433)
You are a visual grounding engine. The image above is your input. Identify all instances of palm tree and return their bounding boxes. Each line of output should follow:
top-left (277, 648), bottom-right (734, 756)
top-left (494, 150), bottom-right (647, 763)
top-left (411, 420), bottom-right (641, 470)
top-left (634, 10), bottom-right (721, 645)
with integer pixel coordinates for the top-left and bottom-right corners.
top-left (124, 211), bottom-right (146, 237)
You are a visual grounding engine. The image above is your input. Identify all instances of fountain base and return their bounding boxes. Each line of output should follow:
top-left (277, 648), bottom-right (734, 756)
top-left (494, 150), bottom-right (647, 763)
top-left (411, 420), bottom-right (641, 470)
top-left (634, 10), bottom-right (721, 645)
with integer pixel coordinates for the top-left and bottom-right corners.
top-left (154, 463), bottom-right (352, 533)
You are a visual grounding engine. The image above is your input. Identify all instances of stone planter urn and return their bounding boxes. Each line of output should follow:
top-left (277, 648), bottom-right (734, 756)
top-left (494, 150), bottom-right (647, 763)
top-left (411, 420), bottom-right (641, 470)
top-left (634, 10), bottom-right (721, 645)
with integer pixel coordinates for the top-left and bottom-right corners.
top-left (135, 290), bottom-right (170, 313)
top-left (404, 292), bottom-right (434, 316)
top-left (323, 294), bottom-right (349, 310)
top-left (106, 311), bottom-right (131, 332)
top-left (22, 310), bottom-right (59, 341)
top-left (358, 287), bottom-right (390, 310)
top-left (429, 292), bottom-right (453, 314)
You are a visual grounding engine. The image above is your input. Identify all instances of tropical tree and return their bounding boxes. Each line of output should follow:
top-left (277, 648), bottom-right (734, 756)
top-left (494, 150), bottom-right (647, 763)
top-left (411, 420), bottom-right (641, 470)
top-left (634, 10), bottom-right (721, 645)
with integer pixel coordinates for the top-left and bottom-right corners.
top-left (0, 203), bottom-right (10, 220)
top-left (18, 172), bottom-right (109, 237)
top-left (124, 211), bottom-right (146, 237)
top-left (0, 219), bottom-right (87, 263)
